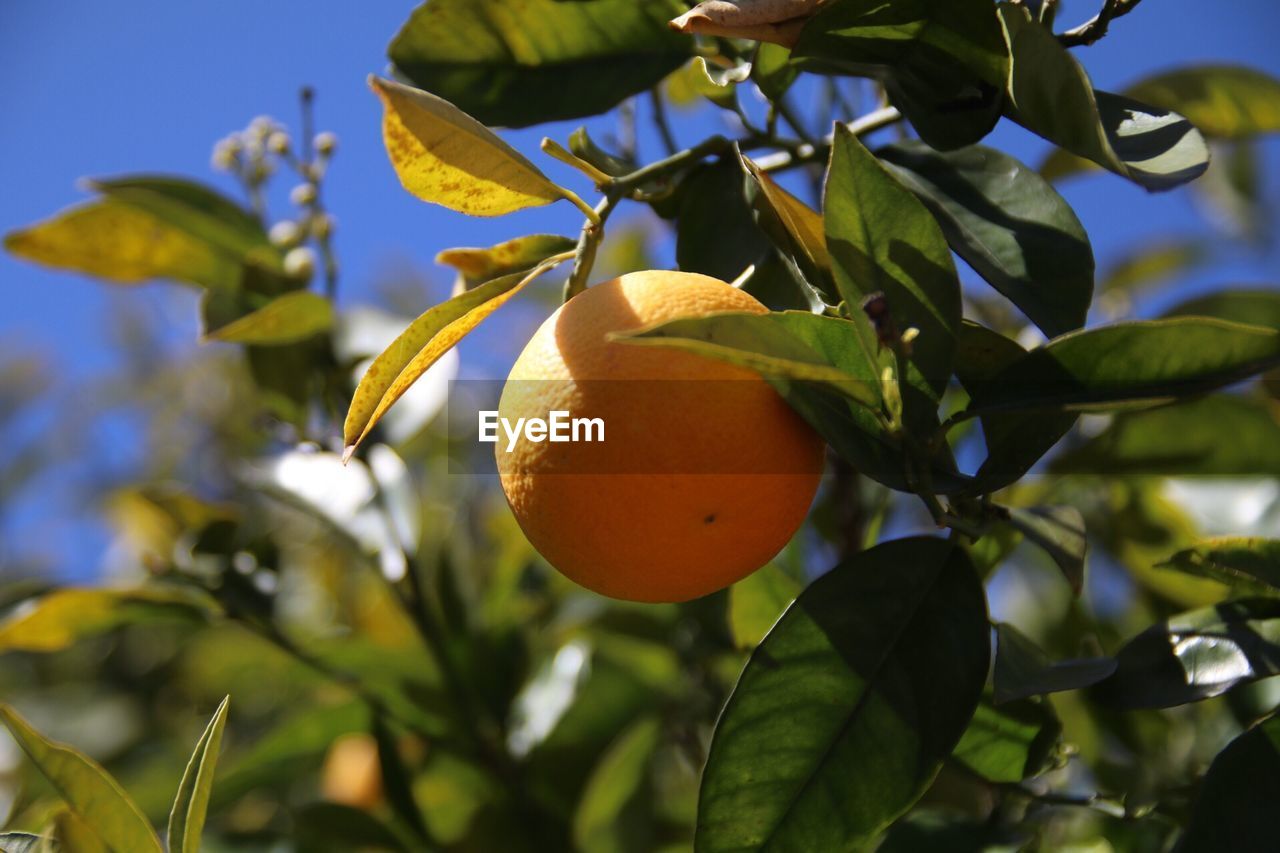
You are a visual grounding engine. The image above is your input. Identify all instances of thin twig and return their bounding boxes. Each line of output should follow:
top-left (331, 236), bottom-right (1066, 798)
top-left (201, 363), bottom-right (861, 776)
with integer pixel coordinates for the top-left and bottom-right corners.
top-left (650, 89), bottom-right (678, 157)
top-left (1058, 0), bottom-right (1142, 47)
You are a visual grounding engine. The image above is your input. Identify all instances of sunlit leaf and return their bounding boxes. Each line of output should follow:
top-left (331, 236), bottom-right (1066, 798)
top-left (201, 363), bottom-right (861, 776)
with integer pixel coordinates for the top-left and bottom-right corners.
top-left (616, 310), bottom-right (881, 408)
top-left (202, 291), bottom-right (333, 345)
top-left (1159, 539), bottom-right (1280, 596)
top-left (54, 811), bottom-right (106, 853)
top-left (751, 42), bottom-right (797, 101)
top-left (344, 255), bottom-right (569, 459)
top-left (1164, 288), bottom-right (1280, 329)
top-left (825, 125), bottom-right (961, 399)
top-left (879, 141), bottom-right (1093, 338)
top-left (1093, 598), bottom-right (1280, 710)
top-left (697, 537), bottom-right (988, 852)
top-left (952, 696), bottom-right (1061, 783)
top-left (1000, 6), bottom-right (1208, 191)
top-left (436, 234), bottom-right (576, 291)
top-left (1051, 394), bottom-right (1280, 477)
top-left (167, 697), bottom-right (230, 853)
top-left (369, 76), bottom-right (571, 217)
top-left (573, 716), bottom-right (662, 853)
top-left (0, 587), bottom-right (217, 654)
top-left (728, 564), bottom-right (801, 649)
top-left (1044, 65), bottom-right (1280, 181)
top-left (0, 704), bottom-right (162, 853)
top-left (966, 318), bottom-right (1280, 415)
top-left (1176, 713), bottom-right (1280, 852)
top-left (993, 623), bottom-right (1116, 705)
top-left (1006, 505), bottom-right (1087, 595)
top-left (740, 153), bottom-right (833, 304)
top-left (388, 0), bottom-right (691, 128)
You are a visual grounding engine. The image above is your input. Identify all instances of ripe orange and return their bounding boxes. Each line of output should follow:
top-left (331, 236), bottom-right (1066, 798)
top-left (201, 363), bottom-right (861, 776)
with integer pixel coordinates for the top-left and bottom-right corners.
top-left (497, 270), bottom-right (825, 603)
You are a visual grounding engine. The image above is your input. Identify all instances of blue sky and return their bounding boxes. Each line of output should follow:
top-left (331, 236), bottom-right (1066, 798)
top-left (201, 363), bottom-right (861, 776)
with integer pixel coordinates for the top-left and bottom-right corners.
top-left (1, 0), bottom-right (1278, 578)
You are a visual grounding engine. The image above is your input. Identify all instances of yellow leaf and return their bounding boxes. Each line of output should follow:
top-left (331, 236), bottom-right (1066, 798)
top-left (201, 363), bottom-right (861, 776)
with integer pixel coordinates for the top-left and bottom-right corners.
top-left (0, 587), bottom-right (216, 653)
top-left (203, 291), bottom-right (334, 345)
top-left (437, 234), bottom-right (577, 291)
top-left (343, 253), bottom-right (572, 459)
top-left (370, 76), bottom-right (572, 217)
top-left (4, 200), bottom-right (233, 287)
top-left (0, 704), bottom-right (163, 853)
top-left (741, 154), bottom-right (830, 272)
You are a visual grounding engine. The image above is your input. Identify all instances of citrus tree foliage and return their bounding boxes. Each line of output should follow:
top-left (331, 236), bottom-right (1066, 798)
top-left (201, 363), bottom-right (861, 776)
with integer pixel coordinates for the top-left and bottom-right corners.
top-left (3, 1), bottom-right (1280, 850)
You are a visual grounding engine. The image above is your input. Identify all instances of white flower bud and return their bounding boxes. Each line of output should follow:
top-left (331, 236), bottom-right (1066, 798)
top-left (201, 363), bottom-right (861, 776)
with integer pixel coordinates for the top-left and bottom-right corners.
top-left (290, 183), bottom-right (318, 207)
top-left (249, 115), bottom-right (275, 137)
top-left (267, 131), bottom-right (291, 154)
top-left (269, 220), bottom-right (303, 248)
top-left (310, 213), bottom-right (334, 240)
top-left (283, 247), bottom-right (317, 280)
top-left (314, 131), bottom-right (338, 156)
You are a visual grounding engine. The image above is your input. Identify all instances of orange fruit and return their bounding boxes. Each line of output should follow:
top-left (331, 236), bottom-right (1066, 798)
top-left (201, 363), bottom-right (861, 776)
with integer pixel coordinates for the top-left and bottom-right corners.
top-left (497, 270), bottom-right (825, 603)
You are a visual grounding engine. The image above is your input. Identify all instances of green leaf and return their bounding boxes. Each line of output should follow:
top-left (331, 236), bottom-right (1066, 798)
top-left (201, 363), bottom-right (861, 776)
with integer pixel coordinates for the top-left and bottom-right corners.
top-left (572, 716), bottom-right (661, 853)
top-left (825, 125), bottom-right (961, 398)
top-left (369, 76), bottom-right (573, 217)
top-left (793, 0), bottom-right (1008, 149)
top-left (202, 291), bottom-right (333, 345)
top-left (878, 141), bottom-right (1093, 338)
top-left (371, 716), bottom-right (432, 845)
top-left (1093, 598), bottom-right (1280, 710)
top-left (1099, 240), bottom-right (1208, 298)
top-left (1006, 506), bottom-right (1087, 595)
top-left (436, 234), bottom-right (577, 290)
top-left (343, 255), bottom-right (569, 458)
top-left (291, 802), bottom-right (411, 852)
top-left (0, 587), bottom-right (216, 654)
top-left (53, 811), bottom-right (105, 853)
top-left (953, 321), bottom-right (1076, 493)
top-left (740, 153), bottom-right (834, 305)
top-left (993, 623), bottom-right (1116, 705)
top-left (696, 537), bottom-right (989, 852)
top-left (1050, 394), bottom-right (1280, 477)
top-left (1175, 713), bottom-right (1280, 853)
top-left (1000, 6), bottom-right (1208, 191)
top-left (0, 704), bottom-right (162, 853)
top-left (1159, 539), bottom-right (1280, 596)
top-left (1164, 288), bottom-right (1280, 329)
top-left (728, 564), bottom-right (801, 650)
top-left (676, 158), bottom-right (770, 283)
top-left (615, 310), bottom-right (881, 409)
top-left (4, 177), bottom-right (278, 290)
top-left (966, 318), bottom-right (1280, 415)
top-left (0, 833), bottom-right (50, 853)
top-left (167, 697), bottom-right (230, 853)
top-left (751, 43), bottom-right (797, 102)
top-left (388, 0), bottom-right (691, 128)
top-left (952, 696), bottom-right (1061, 783)
top-left (1043, 65), bottom-right (1280, 181)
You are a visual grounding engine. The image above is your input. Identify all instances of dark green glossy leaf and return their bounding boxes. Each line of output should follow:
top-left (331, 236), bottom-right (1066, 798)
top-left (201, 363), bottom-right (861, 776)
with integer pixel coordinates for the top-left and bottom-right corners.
top-left (1044, 65), bottom-right (1280, 181)
top-left (1000, 6), bottom-right (1208, 191)
top-left (388, 0), bottom-right (691, 128)
top-left (794, 0), bottom-right (1008, 149)
top-left (1093, 598), bottom-right (1280, 710)
top-left (967, 318), bottom-right (1280, 415)
top-left (825, 125), bottom-right (961, 398)
top-left (616, 310), bottom-right (881, 408)
top-left (1175, 713), bottom-right (1280, 853)
top-left (952, 696), bottom-right (1061, 783)
top-left (676, 158), bottom-right (771, 283)
top-left (729, 564), bottom-right (802, 650)
top-left (696, 537), bottom-right (989, 852)
top-left (954, 322), bottom-right (1076, 493)
top-left (1051, 394), bottom-right (1280, 477)
top-left (1006, 506), bottom-right (1087, 595)
top-left (572, 716), bottom-right (661, 853)
top-left (993, 623), bottom-right (1116, 705)
top-left (0, 705), bottom-right (162, 853)
top-left (167, 697), bottom-right (230, 853)
top-left (1160, 539), bottom-right (1280, 596)
top-left (878, 141), bottom-right (1093, 337)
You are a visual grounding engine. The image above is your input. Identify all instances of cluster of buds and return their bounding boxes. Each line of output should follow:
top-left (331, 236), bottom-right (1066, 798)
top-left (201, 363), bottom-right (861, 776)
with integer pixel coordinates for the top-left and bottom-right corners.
top-left (211, 107), bottom-right (340, 286)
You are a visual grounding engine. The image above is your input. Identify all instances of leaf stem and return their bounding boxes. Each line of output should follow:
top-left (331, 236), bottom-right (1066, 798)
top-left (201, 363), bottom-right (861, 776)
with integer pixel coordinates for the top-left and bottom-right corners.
top-left (561, 187), bottom-right (602, 225)
top-left (540, 138), bottom-right (613, 187)
top-left (564, 196), bottom-right (617, 300)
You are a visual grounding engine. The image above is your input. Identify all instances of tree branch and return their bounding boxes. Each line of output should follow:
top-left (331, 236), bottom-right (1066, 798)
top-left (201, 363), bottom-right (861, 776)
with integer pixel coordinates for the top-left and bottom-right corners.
top-left (1058, 0), bottom-right (1143, 47)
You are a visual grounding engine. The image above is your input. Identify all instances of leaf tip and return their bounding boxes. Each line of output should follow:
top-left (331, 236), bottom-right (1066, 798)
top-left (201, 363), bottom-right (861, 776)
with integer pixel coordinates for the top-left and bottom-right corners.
top-left (341, 444), bottom-right (358, 466)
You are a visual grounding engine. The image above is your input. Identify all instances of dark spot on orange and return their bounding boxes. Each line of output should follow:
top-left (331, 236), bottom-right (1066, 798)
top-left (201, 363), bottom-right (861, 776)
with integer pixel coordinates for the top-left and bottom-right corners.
top-left (704, 513), bottom-right (716, 524)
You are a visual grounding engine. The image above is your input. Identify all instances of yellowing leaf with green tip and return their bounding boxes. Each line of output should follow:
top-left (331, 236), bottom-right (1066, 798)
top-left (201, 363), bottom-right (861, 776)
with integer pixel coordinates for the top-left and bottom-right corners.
top-left (370, 76), bottom-right (572, 217)
top-left (203, 291), bottom-right (334, 345)
top-left (4, 200), bottom-right (232, 287)
top-left (343, 254), bottom-right (571, 460)
top-left (0, 704), bottom-right (163, 853)
top-left (168, 697), bottom-right (230, 853)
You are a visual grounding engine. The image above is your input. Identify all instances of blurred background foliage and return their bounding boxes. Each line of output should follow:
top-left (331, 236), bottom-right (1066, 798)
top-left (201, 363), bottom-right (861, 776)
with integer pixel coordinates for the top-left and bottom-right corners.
top-left (1, 0), bottom-right (1279, 851)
